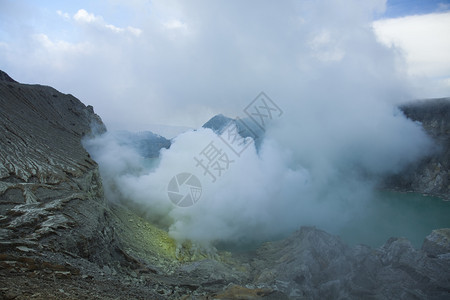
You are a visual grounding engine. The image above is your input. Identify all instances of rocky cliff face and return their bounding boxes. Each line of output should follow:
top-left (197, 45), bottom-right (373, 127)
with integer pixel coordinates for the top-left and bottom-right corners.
top-left (1, 71), bottom-right (449, 299)
top-left (385, 98), bottom-right (450, 199)
top-left (0, 72), bottom-right (166, 298)
top-left (0, 70), bottom-right (118, 261)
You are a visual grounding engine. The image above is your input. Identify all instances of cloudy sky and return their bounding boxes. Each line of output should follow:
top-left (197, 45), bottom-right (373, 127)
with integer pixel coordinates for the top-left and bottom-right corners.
top-left (0, 0), bottom-right (449, 132)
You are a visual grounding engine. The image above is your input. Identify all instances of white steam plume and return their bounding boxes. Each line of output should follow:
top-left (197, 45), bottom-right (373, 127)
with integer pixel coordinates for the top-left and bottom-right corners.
top-left (84, 0), bottom-right (434, 246)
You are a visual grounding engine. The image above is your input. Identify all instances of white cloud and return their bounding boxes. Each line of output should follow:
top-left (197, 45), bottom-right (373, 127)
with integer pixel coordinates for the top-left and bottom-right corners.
top-left (126, 26), bottom-right (142, 37)
top-left (373, 12), bottom-right (450, 97)
top-left (438, 3), bottom-right (450, 11)
top-left (74, 9), bottom-right (100, 24)
top-left (33, 33), bottom-right (88, 52)
top-left (163, 19), bottom-right (188, 30)
top-left (31, 33), bottom-right (91, 71)
top-left (73, 9), bottom-right (142, 36)
top-left (56, 10), bottom-right (70, 20)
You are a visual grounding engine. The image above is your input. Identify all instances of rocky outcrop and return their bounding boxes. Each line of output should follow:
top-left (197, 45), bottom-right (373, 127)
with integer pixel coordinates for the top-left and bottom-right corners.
top-left (0, 71), bottom-right (117, 260)
top-left (422, 228), bottom-right (450, 258)
top-left (386, 98), bottom-right (450, 199)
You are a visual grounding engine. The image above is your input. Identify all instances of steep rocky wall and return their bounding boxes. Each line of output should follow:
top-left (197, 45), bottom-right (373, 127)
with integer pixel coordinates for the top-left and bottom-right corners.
top-left (0, 71), bottom-right (121, 266)
top-left (385, 98), bottom-right (450, 199)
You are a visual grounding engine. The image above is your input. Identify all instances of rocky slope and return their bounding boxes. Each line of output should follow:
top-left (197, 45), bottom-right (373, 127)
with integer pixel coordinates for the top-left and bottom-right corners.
top-left (252, 227), bottom-right (450, 299)
top-left (1, 70), bottom-right (449, 299)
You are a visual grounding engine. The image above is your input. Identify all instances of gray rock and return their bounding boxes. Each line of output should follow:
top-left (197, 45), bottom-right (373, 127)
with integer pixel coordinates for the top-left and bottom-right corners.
top-left (386, 98), bottom-right (450, 199)
top-left (0, 71), bottom-right (121, 266)
top-left (252, 227), bottom-right (450, 299)
top-left (422, 228), bottom-right (450, 257)
top-left (177, 259), bottom-right (248, 287)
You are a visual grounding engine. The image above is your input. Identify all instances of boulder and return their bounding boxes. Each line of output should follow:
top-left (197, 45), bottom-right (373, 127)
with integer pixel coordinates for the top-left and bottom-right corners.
top-left (422, 228), bottom-right (450, 257)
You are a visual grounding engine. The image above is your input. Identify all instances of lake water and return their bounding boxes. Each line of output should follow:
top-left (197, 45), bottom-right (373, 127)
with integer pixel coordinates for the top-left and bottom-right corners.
top-left (336, 191), bottom-right (450, 248)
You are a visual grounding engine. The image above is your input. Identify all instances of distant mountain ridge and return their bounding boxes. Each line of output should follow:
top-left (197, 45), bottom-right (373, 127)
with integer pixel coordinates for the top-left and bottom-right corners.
top-left (112, 130), bottom-right (171, 158)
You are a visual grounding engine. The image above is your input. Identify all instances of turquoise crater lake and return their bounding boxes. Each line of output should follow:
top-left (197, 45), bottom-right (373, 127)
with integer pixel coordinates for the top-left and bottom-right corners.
top-left (337, 191), bottom-right (450, 248)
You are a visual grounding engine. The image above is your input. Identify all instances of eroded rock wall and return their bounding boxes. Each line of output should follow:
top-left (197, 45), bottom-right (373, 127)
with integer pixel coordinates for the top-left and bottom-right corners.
top-left (0, 72), bottom-right (121, 265)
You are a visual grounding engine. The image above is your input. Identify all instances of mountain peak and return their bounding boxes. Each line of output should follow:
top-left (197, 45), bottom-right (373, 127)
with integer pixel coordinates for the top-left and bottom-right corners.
top-left (202, 114), bottom-right (234, 133)
top-left (0, 70), bottom-right (17, 83)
